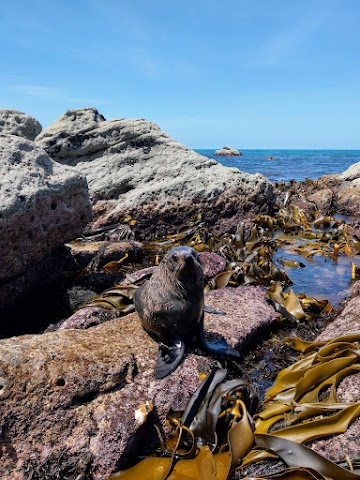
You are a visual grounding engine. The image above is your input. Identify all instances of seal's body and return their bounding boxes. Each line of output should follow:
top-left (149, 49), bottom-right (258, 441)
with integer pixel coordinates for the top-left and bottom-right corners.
top-left (134, 246), bottom-right (239, 378)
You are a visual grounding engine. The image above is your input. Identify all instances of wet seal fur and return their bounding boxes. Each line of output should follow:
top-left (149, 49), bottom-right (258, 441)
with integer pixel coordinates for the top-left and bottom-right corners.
top-left (134, 246), bottom-right (240, 378)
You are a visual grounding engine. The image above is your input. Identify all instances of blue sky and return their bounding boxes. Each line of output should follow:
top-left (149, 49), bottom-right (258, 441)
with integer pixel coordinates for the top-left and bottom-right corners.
top-left (1, 0), bottom-right (360, 148)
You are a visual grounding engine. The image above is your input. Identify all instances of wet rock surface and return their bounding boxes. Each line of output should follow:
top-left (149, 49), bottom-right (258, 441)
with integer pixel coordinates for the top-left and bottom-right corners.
top-left (0, 286), bottom-right (276, 479)
top-left (36, 108), bottom-right (274, 234)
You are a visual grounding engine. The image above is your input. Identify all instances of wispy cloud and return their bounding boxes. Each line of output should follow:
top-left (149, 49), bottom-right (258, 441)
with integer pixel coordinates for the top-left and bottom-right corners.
top-left (9, 84), bottom-right (63, 98)
top-left (244, 16), bottom-right (323, 69)
top-left (8, 84), bottom-right (112, 106)
top-left (128, 47), bottom-right (202, 80)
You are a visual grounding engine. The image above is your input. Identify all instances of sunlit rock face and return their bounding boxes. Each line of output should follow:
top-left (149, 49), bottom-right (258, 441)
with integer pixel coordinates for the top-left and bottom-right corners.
top-left (0, 108), bottom-right (42, 140)
top-left (36, 107), bottom-right (275, 234)
top-left (0, 134), bottom-right (92, 307)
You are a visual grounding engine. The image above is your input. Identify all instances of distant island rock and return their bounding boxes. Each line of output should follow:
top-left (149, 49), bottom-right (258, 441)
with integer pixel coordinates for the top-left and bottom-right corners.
top-left (214, 145), bottom-right (242, 156)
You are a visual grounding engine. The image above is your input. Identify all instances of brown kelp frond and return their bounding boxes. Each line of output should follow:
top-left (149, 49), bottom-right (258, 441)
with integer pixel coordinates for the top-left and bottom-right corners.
top-left (108, 336), bottom-right (360, 479)
top-left (265, 282), bottom-right (332, 324)
top-left (109, 367), bottom-right (258, 480)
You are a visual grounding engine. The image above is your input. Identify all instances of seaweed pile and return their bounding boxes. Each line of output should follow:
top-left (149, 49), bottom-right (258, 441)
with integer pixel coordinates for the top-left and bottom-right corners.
top-left (109, 333), bottom-right (360, 479)
top-left (85, 205), bottom-right (359, 325)
top-left (72, 206), bottom-right (360, 480)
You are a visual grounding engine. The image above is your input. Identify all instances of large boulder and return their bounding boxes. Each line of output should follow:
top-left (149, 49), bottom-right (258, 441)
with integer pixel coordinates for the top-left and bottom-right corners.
top-left (0, 109), bottom-right (42, 140)
top-left (36, 108), bottom-right (274, 234)
top-left (0, 135), bottom-right (92, 307)
top-left (0, 286), bottom-right (276, 479)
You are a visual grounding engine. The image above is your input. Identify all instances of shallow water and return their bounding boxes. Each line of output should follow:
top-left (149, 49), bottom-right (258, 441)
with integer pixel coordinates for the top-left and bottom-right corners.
top-left (196, 149), bottom-right (360, 183)
top-left (196, 148), bottom-right (360, 306)
top-left (274, 245), bottom-right (356, 307)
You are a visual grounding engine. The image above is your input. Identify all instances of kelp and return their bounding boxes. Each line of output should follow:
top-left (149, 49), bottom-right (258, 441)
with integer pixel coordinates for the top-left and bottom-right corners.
top-left (265, 282), bottom-right (332, 324)
top-left (84, 207), bottom-right (359, 325)
top-left (242, 333), bottom-right (360, 472)
top-left (108, 334), bottom-right (360, 479)
top-left (109, 367), bottom-right (257, 480)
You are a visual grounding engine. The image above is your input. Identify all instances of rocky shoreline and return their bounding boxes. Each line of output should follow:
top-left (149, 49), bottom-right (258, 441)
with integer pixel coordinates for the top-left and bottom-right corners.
top-left (0, 108), bottom-right (359, 479)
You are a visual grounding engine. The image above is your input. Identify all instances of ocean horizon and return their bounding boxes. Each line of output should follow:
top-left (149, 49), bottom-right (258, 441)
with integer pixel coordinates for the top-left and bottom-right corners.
top-left (195, 149), bottom-right (360, 183)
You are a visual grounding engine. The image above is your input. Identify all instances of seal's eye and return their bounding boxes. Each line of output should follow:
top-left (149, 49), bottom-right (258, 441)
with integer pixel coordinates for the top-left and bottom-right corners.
top-left (172, 253), bottom-right (179, 261)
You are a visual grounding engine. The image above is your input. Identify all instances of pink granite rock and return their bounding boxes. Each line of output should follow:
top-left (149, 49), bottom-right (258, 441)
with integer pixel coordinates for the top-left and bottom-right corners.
top-left (198, 251), bottom-right (227, 280)
top-left (0, 286), bottom-right (276, 479)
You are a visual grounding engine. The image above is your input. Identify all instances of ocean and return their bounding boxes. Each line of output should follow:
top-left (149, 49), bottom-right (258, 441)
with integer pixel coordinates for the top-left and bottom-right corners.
top-left (195, 149), bottom-right (360, 183)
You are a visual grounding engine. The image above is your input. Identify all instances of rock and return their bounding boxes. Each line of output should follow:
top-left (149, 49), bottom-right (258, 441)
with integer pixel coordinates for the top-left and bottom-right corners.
top-left (36, 108), bottom-right (274, 234)
top-left (307, 188), bottom-right (333, 214)
top-left (0, 246), bottom-right (75, 317)
top-left (214, 145), bottom-right (242, 156)
top-left (318, 162), bottom-right (360, 217)
top-left (198, 252), bottom-right (227, 280)
top-left (55, 306), bottom-right (120, 330)
top-left (316, 295), bottom-right (360, 341)
top-left (311, 373), bottom-right (360, 462)
top-left (0, 109), bottom-right (42, 140)
top-left (0, 286), bottom-right (276, 479)
top-left (0, 135), bottom-right (92, 308)
top-left (65, 287), bottom-right (99, 311)
top-left (335, 178), bottom-right (360, 216)
top-left (341, 161), bottom-right (360, 182)
top-left (66, 240), bottom-right (144, 270)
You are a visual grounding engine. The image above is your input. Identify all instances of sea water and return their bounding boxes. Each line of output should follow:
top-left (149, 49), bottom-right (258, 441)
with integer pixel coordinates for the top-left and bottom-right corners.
top-left (196, 149), bottom-right (360, 306)
top-left (195, 149), bottom-right (360, 183)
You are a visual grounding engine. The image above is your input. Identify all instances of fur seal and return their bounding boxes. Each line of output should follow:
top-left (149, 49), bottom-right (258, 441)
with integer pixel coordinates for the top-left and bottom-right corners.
top-left (134, 246), bottom-right (240, 378)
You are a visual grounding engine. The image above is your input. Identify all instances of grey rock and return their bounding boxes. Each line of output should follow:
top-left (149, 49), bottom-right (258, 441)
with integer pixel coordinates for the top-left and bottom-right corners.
top-left (0, 108), bottom-right (42, 140)
top-left (307, 188), bottom-right (333, 213)
top-left (341, 161), bottom-right (360, 182)
top-left (36, 108), bottom-right (274, 234)
top-left (0, 135), bottom-right (92, 300)
top-left (214, 145), bottom-right (242, 156)
top-left (317, 162), bottom-right (360, 217)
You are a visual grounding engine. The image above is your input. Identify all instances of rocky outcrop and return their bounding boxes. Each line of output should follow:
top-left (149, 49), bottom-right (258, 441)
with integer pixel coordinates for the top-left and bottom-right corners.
top-left (0, 109), bottom-right (42, 140)
top-left (0, 286), bottom-right (276, 479)
top-left (214, 145), bottom-right (242, 156)
top-left (0, 134), bottom-right (92, 308)
top-left (277, 161), bottom-right (360, 218)
top-left (36, 108), bottom-right (274, 234)
top-left (334, 161), bottom-right (360, 216)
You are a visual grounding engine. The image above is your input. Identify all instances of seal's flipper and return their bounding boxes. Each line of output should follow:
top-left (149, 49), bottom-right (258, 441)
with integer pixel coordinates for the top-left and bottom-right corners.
top-left (198, 322), bottom-right (240, 358)
top-left (204, 305), bottom-right (226, 315)
top-left (203, 337), bottom-right (240, 358)
top-left (154, 341), bottom-right (186, 379)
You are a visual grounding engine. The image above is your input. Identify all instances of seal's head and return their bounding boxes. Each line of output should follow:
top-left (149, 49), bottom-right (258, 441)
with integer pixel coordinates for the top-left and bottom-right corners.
top-left (161, 246), bottom-right (202, 279)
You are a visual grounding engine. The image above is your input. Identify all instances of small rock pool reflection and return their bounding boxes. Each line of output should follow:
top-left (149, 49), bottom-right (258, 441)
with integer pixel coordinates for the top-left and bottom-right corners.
top-left (274, 217), bottom-right (360, 308)
top-left (275, 249), bottom-right (355, 307)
